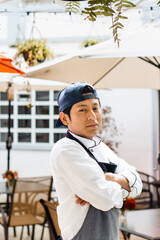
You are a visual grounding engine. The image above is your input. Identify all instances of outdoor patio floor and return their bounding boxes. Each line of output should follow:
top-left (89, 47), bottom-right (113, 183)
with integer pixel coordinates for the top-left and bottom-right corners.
top-left (0, 225), bottom-right (147, 240)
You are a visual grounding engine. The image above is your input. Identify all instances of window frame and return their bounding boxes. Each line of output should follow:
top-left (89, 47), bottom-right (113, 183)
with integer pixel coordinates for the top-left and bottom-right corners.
top-left (0, 89), bottom-right (67, 150)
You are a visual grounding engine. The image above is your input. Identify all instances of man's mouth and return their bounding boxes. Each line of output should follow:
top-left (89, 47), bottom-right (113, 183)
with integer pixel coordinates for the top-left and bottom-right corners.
top-left (87, 123), bottom-right (98, 128)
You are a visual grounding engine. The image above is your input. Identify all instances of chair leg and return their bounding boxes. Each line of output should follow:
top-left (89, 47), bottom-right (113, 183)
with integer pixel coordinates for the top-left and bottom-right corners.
top-left (27, 225), bottom-right (30, 236)
top-left (120, 230), bottom-right (127, 240)
top-left (40, 225), bottom-right (45, 240)
top-left (120, 231), bottom-right (131, 240)
top-left (4, 225), bottom-right (8, 240)
top-left (20, 226), bottom-right (24, 240)
top-left (127, 233), bottom-right (131, 239)
top-left (31, 225), bottom-right (35, 240)
top-left (48, 227), bottom-right (53, 240)
top-left (13, 226), bottom-right (16, 236)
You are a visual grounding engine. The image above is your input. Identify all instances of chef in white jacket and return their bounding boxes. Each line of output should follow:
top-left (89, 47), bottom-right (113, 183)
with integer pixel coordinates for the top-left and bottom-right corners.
top-left (50, 82), bottom-right (142, 240)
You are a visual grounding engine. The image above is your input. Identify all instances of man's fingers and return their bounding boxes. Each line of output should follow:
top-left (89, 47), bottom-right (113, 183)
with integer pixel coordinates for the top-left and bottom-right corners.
top-left (76, 197), bottom-right (85, 205)
top-left (75, 195), bottom-right (90, 206)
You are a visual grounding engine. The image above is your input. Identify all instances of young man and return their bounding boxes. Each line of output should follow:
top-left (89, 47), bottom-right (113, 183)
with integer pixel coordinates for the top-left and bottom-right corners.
top-left (50, 82), bottom-right (142, 240)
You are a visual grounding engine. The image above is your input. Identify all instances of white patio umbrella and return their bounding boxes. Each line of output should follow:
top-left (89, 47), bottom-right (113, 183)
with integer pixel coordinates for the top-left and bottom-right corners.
top-left (23, 22), bottom-right (160, 177)
top-left (0, 73), bottom-right (69, 92)
top-left (23, 23), bottom-right (160, 89)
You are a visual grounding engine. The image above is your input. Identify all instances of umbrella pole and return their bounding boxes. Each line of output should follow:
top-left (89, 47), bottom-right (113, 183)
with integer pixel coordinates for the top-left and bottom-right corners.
top-left (158, 91), bottom-right (160, 179)
top-left (6, 99), bottom-right (12, 170)
top-left (6, 83), bottom-right (13, 170)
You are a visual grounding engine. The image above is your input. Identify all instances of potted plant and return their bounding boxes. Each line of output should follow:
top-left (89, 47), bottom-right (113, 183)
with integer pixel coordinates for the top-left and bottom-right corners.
top-left (2, 170), bottom-right (18, 187)
top-left (14, 39), bottom-right (54, 67)
top-left (120, 197), bottom-right (136, 219)
top-left (81, 38), bottom-right (101, 48)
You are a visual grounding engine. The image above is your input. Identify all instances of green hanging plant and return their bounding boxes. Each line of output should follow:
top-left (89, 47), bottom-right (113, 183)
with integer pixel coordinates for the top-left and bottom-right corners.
top-left (82, 0), bottom-right (135, 47)
top-left (62, 0), bottom-right (135, 47)
top-left (59, 0), bottom-right (160, 46)
top-left (65, 1), bottom-right (81, 14)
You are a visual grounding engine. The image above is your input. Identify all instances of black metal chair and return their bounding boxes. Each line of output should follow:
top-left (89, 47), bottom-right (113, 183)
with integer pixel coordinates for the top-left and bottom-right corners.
top-left (135, 171), bottom-right (157, 209)
top-left (0, 176), bottom-right (53, 240)
top-left (39, 199), bottom-right (61, 240)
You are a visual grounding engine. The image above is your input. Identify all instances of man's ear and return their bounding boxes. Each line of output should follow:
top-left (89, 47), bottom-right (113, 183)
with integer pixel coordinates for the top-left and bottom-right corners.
top-left (59, 112), bottom-right (69, 126)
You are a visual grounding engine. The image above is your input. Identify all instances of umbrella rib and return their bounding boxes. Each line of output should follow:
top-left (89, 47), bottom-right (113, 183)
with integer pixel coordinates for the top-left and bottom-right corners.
top-left (138, 57), bottom-right (160, 69)
top-left (92, 57), bottom-right (125, 87)
top-left (153, 57), bottom-right (160, 67)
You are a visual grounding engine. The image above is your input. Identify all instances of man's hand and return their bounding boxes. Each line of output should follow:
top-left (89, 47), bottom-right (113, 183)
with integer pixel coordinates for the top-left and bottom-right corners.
top-left (104, 172), bottom-right (131, 192)
top-left (75, 194), bottom-right (90, 206)
top-left (104, 172), bottom-right (116, 182)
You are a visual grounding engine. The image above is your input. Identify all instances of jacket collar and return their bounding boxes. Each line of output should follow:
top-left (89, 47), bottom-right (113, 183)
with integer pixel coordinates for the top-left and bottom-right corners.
top-left (68, 131), bottom-right (102, 149)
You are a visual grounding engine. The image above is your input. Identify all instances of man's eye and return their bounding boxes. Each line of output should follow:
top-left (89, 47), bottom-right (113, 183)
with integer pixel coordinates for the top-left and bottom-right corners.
top-left (79, 109), bottom-right (86, 112)
top-left (93, 107), bottom-right (99, 111)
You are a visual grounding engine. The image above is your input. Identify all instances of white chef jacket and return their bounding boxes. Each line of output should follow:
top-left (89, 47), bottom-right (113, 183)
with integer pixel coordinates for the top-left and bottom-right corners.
top-left (50, 132), bottom-right (142, 240)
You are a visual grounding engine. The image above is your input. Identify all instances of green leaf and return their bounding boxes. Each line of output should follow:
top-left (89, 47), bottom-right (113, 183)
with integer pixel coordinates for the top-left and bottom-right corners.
top-left (91, 5), bottom-right (102, 10)
top-left (119, 15), bottom-right (128, 19)
top-left (122, 3), bottom-right (135, 8)
top-left (122, 0), bottom-right (135, 6)
top-left (103, 12), bottom-right (114, 16)
top-left (113, 0), bottom-right (120, 3)
top-left (102, 6), bottom-right (115, 13)
top-left (65, 1), bottom-right (80, 14)
top-left (89, 15), bottom-right (97, 21)
top-left (110, 21), bottom-right (124, 29)
top-left (90, 0), bottom-right (103, 4)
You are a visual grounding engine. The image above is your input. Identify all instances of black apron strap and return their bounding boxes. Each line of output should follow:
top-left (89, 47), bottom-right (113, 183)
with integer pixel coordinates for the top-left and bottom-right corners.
top-left (66, 131), bottom-right (117, 173)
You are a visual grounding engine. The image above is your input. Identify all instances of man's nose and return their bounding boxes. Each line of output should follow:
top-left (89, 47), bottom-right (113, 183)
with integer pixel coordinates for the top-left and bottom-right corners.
top-left (87, 110), bottom-right (96, 120)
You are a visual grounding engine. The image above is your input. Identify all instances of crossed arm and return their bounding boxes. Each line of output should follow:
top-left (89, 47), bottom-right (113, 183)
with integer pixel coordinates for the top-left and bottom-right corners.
top-left (75, 172), bottom-right (130, 206)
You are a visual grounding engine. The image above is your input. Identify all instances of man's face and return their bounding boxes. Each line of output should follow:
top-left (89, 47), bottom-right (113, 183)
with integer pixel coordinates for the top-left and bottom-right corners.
top-left (63, 98), bottom-right (102, 139)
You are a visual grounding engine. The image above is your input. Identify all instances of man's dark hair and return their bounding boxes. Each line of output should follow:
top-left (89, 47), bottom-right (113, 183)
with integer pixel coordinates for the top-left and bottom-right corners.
top-left (63, 86), bottom-right (94, 119)
top-left (63, 106), bottom-right (72, 119)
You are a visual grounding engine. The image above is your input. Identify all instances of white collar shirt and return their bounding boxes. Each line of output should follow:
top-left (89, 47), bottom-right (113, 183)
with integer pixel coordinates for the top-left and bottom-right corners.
top-left (50, 131), bottom-right (142, 240)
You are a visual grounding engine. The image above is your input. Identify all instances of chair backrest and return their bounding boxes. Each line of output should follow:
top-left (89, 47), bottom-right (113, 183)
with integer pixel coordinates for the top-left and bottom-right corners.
top-left (40, 199), bottom-right (61, 239)
top-left (135, 171), bottom-right (157, 209)
top-left (8, 176), bottom-right (53, 227)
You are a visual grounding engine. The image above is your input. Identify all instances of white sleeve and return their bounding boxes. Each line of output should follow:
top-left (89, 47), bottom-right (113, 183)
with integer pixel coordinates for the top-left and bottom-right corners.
top-left (118, 169), bottom-right (142, 198)
top-left (56, 145), bottom-right (125, 211)
top-left (104, 145), bottom-right (142, 198)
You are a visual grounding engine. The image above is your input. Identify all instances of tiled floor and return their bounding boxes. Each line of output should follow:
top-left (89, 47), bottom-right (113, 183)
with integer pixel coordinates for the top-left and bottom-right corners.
top-left (0, 226), bottom-right (147, 240)
top-left (0, 225), bottom-right (49, 240)
top-left (119, 231), bottom-right (146, 240)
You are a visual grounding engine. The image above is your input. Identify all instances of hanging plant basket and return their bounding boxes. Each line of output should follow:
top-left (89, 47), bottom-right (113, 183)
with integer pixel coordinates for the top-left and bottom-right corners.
top-left (81, 38), bottom-right (101, 48)
top-left (22, 51), bottom-right (46, 65)
top-left (14, 39), bottom-right (54, 67)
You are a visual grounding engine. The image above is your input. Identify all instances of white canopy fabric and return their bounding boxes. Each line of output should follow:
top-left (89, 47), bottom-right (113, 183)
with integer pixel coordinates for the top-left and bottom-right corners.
top-left (0, 73), bottom-right (68, 92)
top-left (23, 22), bottom-right (160, 89)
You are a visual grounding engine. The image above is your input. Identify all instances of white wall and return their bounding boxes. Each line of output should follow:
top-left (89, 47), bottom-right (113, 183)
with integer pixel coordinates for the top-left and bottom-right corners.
top-left (98, 88), bottom-right (159, 176)
top-left (0, 88), bottom-right (159, 180)
top-left (0, 149), bottom-right (52, 179)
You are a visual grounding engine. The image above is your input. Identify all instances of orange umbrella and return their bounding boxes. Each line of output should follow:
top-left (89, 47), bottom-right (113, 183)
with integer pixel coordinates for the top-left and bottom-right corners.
top-left (0, 55), bottom-right (24, 74)
top-left (0, 55), bottom-right (24, 170)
